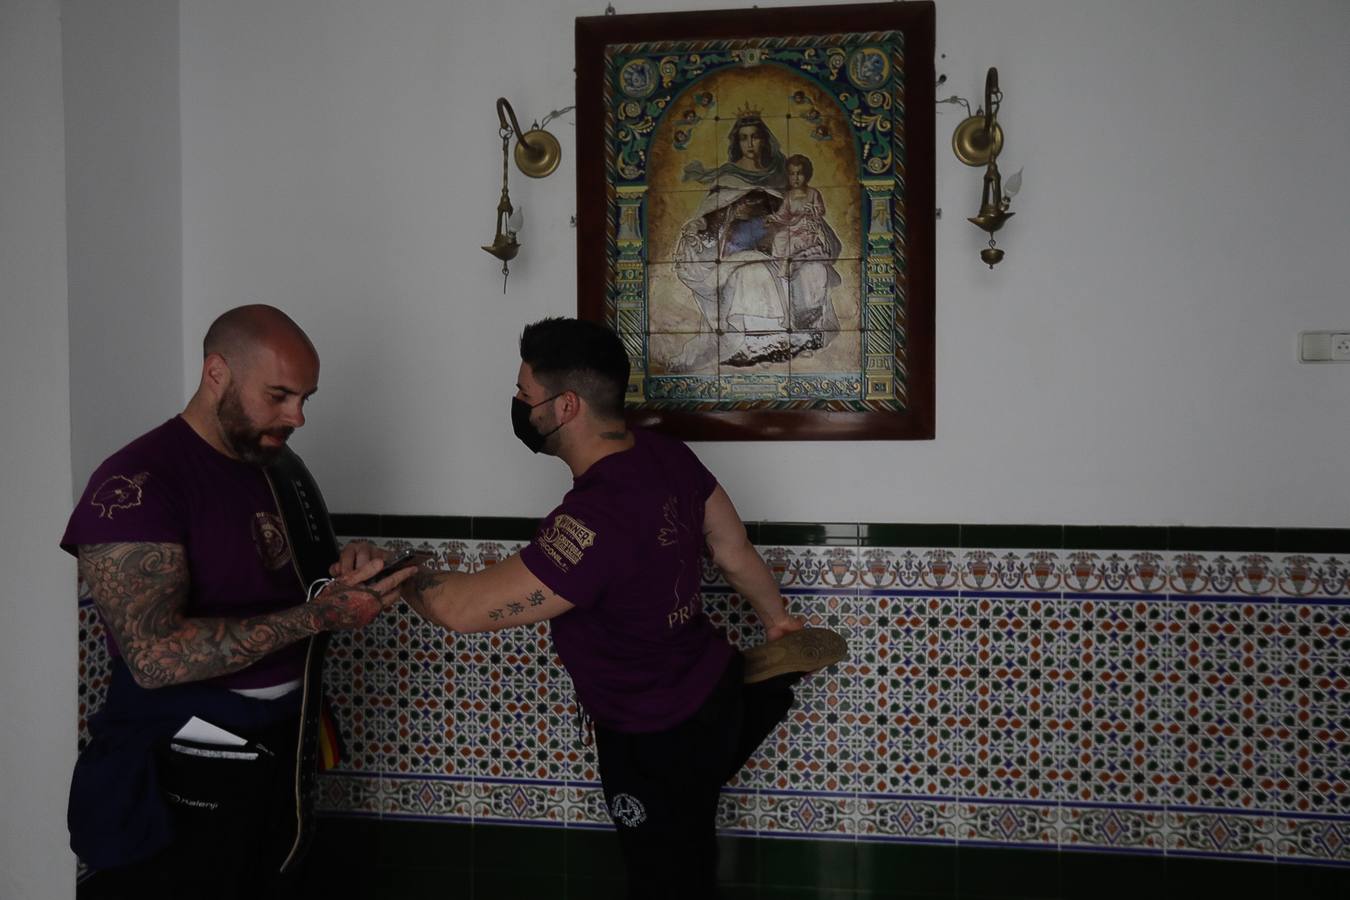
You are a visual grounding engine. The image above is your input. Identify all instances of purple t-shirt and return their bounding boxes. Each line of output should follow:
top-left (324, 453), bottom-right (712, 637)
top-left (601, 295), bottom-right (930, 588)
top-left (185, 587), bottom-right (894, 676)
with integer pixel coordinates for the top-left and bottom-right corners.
top-left (62, 416), bottom-right (307, 689)
top-left (520, 428), bottom-right (733, 732)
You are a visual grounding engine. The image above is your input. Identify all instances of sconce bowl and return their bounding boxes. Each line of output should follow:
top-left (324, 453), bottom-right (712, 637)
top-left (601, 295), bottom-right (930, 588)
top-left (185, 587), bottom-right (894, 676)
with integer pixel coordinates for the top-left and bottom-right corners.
top-left (979, 246), bottom-right (1005, 268)
top-left (953, 115), bottom-right (1004, 167)
top-left (515, 129), bottom-right (562, 179)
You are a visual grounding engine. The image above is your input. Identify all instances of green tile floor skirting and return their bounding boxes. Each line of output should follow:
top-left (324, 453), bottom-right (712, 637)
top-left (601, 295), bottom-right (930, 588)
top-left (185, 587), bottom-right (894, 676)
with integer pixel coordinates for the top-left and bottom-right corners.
top-left (301, 818), bottom-right (1350, 899)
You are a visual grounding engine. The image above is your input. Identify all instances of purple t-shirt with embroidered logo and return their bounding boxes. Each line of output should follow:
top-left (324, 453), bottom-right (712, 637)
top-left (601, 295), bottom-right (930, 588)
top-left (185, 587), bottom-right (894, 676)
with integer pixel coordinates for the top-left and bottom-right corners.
top-left (520, 428), bottom-right (733, 732)
top-left (61, 416), bottom-right (307, 690)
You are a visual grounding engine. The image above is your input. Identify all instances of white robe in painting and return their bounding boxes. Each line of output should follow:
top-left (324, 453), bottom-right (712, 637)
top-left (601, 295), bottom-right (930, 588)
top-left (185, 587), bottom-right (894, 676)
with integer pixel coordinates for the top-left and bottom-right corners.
top-left (667, 132), bottom-right (841, 373)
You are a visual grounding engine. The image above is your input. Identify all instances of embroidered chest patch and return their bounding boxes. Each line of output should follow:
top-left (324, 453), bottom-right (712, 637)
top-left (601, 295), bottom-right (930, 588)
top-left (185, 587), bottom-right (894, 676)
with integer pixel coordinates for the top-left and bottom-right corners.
top-left (252, 511), bottom-right (292, 571)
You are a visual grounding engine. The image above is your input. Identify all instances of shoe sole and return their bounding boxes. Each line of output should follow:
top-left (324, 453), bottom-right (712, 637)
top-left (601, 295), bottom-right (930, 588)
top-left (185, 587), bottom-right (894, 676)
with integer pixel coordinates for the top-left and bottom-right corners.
top-left (743, 628), bottom-right (848, 684)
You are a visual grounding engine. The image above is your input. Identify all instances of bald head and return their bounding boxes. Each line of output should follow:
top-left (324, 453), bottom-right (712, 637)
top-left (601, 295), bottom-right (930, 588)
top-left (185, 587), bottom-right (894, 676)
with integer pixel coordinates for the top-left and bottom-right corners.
top-left (203, 304), bottom-right (317, 371)
top-left (186, 304), bottom-right (320, 464)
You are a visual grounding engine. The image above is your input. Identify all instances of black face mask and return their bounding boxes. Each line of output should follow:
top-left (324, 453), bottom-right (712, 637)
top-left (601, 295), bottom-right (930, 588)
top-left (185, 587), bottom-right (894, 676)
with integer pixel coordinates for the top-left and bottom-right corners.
top-left (511, 394), bottom-right (564, 454)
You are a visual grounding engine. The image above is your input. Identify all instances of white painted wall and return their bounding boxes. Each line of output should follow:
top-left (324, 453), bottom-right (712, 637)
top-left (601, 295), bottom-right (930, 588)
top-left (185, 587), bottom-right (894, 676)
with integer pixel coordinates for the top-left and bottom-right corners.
top-left (179, 0), bottom-right (1350, 527)
top-left (64, 0), bottom-right (183, 490)
top-left (0, 0), bottom-right (77, 896)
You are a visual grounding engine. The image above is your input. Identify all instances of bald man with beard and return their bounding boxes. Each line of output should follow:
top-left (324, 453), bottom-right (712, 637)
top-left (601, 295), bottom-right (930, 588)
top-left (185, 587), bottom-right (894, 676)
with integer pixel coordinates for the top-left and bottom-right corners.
top-left (63, 305), bottom-right (411, 899)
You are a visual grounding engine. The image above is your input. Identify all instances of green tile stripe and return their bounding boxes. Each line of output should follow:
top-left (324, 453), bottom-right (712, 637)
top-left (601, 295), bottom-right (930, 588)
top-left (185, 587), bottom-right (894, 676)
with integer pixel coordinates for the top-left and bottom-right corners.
top-left (331, 514), bottom-right (1350, 553)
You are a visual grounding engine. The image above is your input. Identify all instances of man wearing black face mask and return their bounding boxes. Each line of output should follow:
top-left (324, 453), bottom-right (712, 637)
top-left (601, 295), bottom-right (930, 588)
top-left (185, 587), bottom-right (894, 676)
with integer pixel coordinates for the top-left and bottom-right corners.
top-left (402, 316), bottom-right (846, 900)
top-left (510, 390), bottom-right (566, 453)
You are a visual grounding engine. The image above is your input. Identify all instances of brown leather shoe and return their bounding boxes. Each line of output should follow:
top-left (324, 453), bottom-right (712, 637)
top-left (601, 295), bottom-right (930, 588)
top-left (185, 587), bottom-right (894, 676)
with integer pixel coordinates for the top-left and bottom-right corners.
top-left (743, 628), bottom-right (848, 684)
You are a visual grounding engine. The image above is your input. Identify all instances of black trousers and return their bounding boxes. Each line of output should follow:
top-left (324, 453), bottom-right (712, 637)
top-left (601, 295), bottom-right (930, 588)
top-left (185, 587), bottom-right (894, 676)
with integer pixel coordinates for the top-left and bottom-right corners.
top-left (77, 716), bottom-right (305, 900)
top-left (594, 654), bottom-right (795, 900)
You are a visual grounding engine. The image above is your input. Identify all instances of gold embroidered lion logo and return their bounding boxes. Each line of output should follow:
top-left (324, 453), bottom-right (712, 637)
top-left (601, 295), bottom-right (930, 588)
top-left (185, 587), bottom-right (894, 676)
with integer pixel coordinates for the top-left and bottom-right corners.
top-left (252, 512), bottom-right (292, 571)
top-left (90, 473), bottom-right (150, 519)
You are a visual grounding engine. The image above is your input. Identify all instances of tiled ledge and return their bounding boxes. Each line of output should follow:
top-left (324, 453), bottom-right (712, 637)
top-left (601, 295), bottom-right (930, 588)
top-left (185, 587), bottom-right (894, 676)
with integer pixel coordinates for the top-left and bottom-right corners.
top-left (331, 515), bottom-right (1350, 554)
top-left (332, 516), bottom-right (1350, 600)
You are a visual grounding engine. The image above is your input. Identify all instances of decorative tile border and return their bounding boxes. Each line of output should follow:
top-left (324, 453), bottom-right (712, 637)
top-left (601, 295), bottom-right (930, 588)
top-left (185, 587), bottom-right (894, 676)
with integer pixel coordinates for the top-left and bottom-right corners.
top-left (74, 523), bottom-right (1350, 868)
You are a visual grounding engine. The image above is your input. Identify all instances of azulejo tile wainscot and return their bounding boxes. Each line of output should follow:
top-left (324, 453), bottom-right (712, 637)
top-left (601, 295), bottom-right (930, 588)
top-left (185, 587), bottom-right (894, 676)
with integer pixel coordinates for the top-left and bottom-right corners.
top-left (76, 526), bottom-right (1350, 866)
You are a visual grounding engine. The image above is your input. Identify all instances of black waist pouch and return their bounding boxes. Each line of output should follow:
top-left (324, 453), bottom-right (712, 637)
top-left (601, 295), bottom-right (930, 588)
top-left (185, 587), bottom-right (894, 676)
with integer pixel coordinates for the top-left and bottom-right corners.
top-left (153, 719), bottom-right (298, 883)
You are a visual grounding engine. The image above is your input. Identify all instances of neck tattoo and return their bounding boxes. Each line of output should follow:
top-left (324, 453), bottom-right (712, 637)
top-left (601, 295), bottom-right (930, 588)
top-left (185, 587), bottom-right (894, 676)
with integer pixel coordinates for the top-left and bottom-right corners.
top-left (600, 430), bottom-right (629, 441)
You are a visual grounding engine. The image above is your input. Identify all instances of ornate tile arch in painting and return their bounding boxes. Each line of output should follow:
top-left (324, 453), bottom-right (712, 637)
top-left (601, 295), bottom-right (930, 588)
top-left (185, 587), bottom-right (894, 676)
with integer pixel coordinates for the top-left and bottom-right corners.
top-left (576, 3), bottom-right (935, 440)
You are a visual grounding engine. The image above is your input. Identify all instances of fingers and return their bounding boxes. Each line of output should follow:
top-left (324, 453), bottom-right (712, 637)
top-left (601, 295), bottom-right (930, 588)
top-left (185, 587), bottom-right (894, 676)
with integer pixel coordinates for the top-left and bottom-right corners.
top-left (333, 541), bottom-right (382, 577)
top-left (334, 557), bottom-right (387, 587)
top-left (364, 564), bottom-right (419, 598)
top-left (375, 566), bottom-right (424, 611)
top-left (767, 614), bottom-right (806, 642)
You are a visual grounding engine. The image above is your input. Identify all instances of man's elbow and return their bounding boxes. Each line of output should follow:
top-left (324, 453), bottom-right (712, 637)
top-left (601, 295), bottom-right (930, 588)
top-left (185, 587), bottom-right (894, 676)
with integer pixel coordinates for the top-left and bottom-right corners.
top-left (710, 533), bottom-right (756, 574)
top-left (124, 655), bottom-right (174, 690)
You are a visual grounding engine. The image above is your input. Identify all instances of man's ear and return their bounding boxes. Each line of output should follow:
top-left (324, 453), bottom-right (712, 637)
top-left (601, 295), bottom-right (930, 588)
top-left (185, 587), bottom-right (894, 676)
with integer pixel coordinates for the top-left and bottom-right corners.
top-left (202, 352), bottom-right (232, 396)
top-left (559, 390), bottom-right (583, 424)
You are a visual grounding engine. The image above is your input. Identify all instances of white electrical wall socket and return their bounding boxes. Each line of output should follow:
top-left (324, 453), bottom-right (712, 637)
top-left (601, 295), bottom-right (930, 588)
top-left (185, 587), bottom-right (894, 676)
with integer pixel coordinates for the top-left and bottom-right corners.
top-left (1299, 331), bottom-right (1350, 363)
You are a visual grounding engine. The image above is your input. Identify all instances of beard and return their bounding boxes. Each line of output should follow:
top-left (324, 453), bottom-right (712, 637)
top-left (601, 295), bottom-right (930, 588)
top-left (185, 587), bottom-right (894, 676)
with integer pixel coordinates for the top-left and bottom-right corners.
top-left (217, 384), bottom-right (293, 465)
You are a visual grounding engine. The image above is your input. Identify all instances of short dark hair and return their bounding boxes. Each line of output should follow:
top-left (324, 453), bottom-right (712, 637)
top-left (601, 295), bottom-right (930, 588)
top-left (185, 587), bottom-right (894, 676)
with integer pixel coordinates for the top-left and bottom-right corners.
top-left (519, 317), bottom-right (630, 420)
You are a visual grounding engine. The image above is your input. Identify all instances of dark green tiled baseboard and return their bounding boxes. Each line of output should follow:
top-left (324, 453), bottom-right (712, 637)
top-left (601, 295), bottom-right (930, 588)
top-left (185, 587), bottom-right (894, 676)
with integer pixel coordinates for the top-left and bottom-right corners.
top-left (303, 817), bottom-right (1350, 900)
top-left (333, 514), bottom-right (1350, 553)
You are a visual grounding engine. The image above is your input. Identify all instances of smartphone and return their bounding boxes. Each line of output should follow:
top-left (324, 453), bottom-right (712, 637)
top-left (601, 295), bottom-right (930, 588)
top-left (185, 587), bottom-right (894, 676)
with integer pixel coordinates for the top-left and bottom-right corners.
top-left (361, 551), bottom-right (431, 586)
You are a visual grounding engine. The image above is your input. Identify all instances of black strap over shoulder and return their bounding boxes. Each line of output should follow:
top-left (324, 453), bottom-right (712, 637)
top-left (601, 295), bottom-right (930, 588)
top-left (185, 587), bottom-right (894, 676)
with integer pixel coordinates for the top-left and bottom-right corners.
top-left (264, 447), bottom-right (340, 585)
top-left (262, 446), bottom-right (341, 872)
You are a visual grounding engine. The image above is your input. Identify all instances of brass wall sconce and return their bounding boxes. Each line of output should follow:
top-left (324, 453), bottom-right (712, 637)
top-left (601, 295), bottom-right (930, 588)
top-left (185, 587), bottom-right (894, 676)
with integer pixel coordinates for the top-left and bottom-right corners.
top-left (484, 97), bottom-right (566, 291)
top-left (949, 68), bottom-right (1020, 268)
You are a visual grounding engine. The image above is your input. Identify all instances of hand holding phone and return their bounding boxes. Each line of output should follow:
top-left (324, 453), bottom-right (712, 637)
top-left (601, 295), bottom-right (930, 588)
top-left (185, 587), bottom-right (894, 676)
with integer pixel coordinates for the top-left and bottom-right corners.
top-left (361, 551), bottom-right (432, 587)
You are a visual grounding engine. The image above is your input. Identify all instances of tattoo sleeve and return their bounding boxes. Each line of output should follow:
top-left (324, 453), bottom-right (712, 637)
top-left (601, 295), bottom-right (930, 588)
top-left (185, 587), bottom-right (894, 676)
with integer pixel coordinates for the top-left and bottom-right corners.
top-left (78, 542), bottom-right (333, 689)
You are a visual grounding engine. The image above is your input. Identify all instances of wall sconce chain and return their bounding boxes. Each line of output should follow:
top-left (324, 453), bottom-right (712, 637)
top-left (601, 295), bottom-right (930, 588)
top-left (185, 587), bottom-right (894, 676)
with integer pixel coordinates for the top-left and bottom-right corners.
top-left (482, 98), bottom-right (565, 292)
top-left (944, 67), bottom-right (1020, 268)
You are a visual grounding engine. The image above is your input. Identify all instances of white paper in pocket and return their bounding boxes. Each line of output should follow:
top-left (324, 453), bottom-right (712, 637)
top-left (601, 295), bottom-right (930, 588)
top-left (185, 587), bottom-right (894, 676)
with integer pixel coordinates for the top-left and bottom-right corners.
top-left (172, 716), bottom-right (248, 746)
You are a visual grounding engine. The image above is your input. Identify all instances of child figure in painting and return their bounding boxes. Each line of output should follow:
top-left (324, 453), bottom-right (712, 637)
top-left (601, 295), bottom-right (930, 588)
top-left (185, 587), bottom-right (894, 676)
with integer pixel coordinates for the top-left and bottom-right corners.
top-left (768, 154), bottom-right (831, 262)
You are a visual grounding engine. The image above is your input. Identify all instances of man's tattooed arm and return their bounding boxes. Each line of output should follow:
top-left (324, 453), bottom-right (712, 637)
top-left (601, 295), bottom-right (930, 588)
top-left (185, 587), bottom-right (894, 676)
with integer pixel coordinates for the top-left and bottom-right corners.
top-left (399, 555), bottom-right (570, 633)
top-left (78, 542), bottom-right (385, 689)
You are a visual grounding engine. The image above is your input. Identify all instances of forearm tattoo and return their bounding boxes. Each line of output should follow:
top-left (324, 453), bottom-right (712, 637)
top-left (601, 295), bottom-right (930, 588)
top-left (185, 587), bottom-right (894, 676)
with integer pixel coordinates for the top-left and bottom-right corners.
top-left (403, 569), bottom-right (551, 630)
top-left (411, 568), bottom-right (445, 595)
top-left (487, 589), bottom-right (547, 622)
top-left (78, 542), bottom-right (370, 689)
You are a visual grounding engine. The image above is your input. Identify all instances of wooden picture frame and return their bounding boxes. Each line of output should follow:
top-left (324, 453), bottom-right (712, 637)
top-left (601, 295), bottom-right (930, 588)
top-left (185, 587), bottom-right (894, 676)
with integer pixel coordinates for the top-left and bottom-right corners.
top-left (576, 2), bottom-right (935, 440)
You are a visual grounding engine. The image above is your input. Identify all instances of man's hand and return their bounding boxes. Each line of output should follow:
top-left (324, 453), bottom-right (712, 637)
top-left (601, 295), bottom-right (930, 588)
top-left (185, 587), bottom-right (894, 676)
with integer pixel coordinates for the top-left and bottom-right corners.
top-left (328, 540), bottom-right (386, 578)
top-left (311, 558), bottom-right (415, 631)
top-left (766, 612), bottom-right (806, 643)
